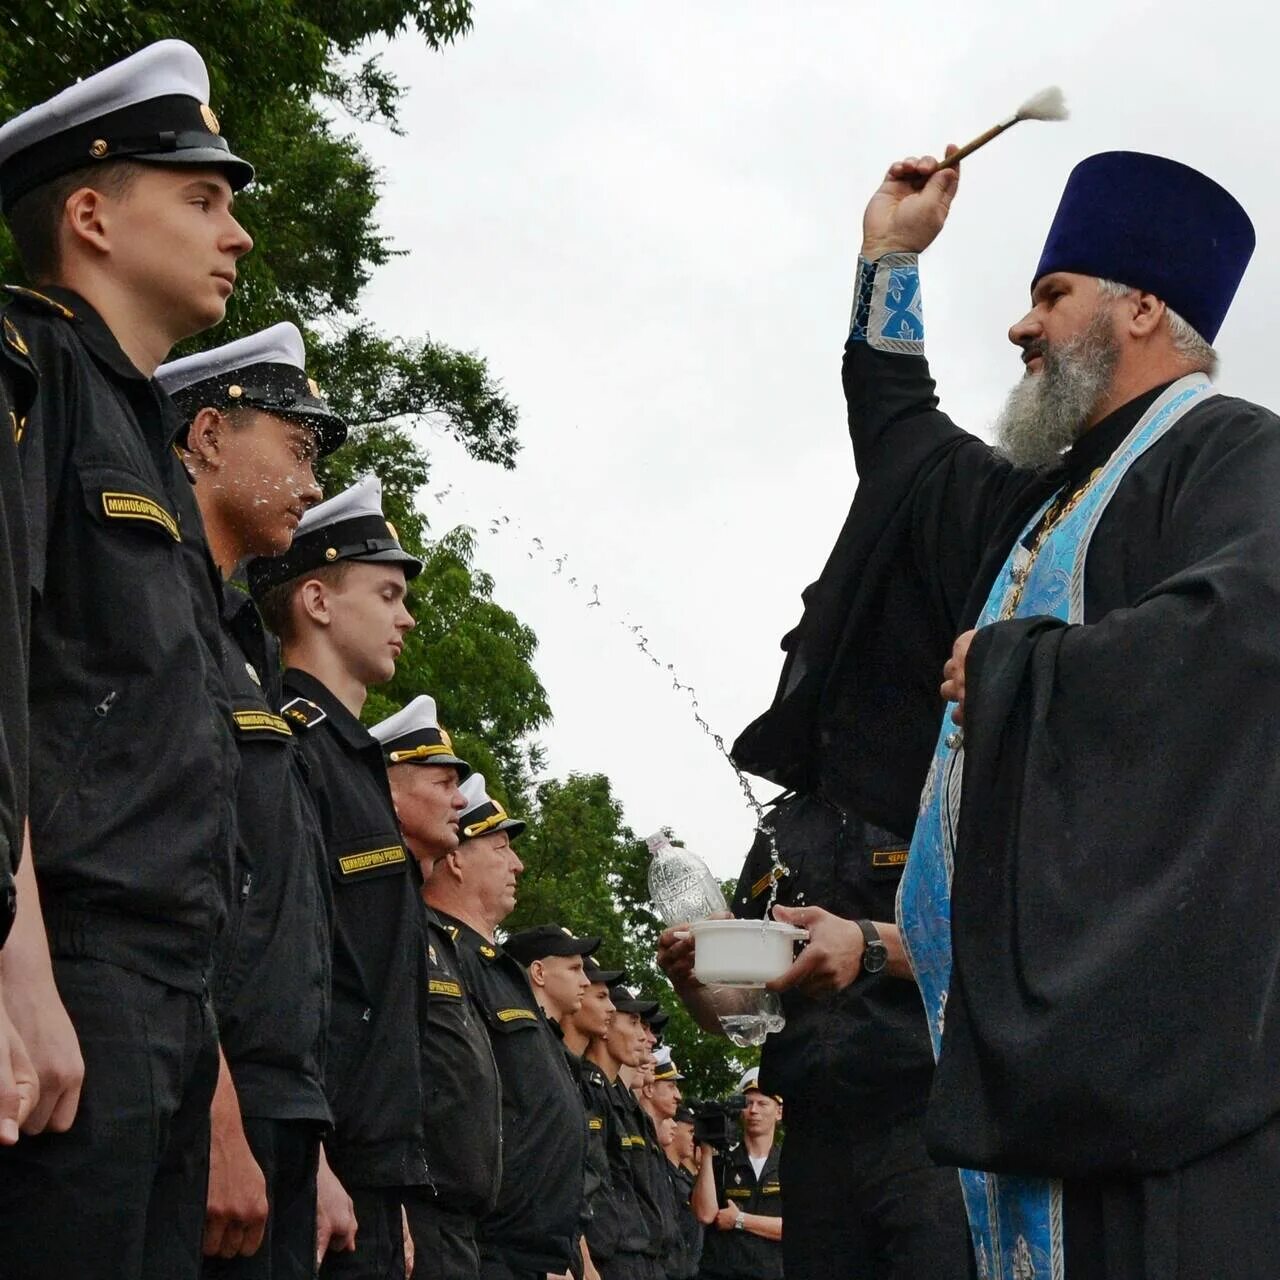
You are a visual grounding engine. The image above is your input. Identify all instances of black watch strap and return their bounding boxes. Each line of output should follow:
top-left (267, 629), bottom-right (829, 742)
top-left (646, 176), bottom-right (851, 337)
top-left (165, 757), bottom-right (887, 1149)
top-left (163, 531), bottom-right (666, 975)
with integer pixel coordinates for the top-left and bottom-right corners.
top-left (856, 919), bottom-right (888, 975)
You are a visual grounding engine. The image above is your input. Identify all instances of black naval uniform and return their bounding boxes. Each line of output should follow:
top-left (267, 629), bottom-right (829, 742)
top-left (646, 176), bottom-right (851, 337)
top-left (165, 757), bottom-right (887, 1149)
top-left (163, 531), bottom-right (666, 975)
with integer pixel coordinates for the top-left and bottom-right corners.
top-left (282, 668), bottom-right (429, 1280)
top-left (0, 286), bottom-right (236, 1279)
top-left (576, 1059), bottom-right (642, 1280)
top-left (437, 912), bottom-right (587, 1280)
top-left (405, 907), bottom-right (503, 1280)
top-left (697, 1143), bottom-right (783, 1280)
top-left (0, 315), bottom-right (35, 949)
top-left (599, 1082), bottom-right (668, 1280)
top-left (204, 589), bottom-right (332, 1280)
top-left (664, 1162), bottom-right (701, 1280)
top-left (732, 793), bottom-right (974, 1280)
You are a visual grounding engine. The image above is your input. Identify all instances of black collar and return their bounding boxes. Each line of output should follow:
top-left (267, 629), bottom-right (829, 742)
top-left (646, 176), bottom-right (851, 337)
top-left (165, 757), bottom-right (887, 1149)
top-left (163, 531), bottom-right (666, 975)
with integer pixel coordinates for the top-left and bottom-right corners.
top-left (282, 668), bottom-right (376, 751)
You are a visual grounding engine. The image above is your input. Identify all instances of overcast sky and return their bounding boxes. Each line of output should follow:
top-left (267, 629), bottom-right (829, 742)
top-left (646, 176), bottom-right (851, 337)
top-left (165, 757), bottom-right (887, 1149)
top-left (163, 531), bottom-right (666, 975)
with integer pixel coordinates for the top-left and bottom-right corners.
top-left (349, 0), bottom-right (1277, 877)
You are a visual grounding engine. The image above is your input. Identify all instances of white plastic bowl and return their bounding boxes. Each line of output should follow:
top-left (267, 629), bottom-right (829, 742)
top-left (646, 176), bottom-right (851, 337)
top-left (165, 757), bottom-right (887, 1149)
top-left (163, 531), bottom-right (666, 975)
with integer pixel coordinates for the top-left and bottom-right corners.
top-left (689, 918), bottom-right (808, 987)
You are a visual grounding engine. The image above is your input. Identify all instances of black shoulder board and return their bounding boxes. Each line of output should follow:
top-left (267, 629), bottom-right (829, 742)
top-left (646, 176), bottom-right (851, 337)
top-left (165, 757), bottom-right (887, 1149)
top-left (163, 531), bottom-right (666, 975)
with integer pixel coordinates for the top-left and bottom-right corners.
top-left (3, 285), bottom-right (76, 319)
top-left (280, 696), bottom-right (327, 731)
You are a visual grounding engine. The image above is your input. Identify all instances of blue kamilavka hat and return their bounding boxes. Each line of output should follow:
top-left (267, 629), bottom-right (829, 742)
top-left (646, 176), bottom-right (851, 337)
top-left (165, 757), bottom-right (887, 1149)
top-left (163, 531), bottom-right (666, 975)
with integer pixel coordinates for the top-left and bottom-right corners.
top-left (1033, 151), bottom-right (1255, 343)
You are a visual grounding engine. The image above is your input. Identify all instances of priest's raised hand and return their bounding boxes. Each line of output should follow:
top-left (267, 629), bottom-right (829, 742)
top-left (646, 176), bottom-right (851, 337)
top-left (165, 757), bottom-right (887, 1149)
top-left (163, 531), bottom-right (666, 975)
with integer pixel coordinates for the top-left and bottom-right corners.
top-left (861, 145), bottom-right (961, 261)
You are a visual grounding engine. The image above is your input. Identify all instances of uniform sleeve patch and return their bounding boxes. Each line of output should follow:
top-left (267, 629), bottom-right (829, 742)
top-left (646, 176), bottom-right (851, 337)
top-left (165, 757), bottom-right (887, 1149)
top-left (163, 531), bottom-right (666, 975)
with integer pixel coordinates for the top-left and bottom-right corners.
top-left (338, 845), bottom-right (406, 875)
top-left (280, 696), bottom-right (327, 730)
top-left (101, 491), bottom-right (180, 541)
top-left (232, 709), bottom-right (293, 737)
top-left (429, 978), bottom-right (463, 998)
top-left (871, 847), bottom-right (909, 867)
top-left (496, 1007), bottom-right (537, 1023)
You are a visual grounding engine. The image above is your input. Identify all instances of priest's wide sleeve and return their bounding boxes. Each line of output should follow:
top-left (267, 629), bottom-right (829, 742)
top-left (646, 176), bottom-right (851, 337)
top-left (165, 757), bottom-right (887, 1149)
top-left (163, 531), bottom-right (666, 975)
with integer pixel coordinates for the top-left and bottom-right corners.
top-left (933, 397), bottom-right (1280, 1178)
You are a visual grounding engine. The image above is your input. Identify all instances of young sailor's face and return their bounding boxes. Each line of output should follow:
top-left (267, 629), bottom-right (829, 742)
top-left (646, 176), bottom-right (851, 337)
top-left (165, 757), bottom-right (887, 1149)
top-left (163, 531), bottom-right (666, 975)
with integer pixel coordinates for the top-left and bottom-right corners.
top-left (1008, 272), bottom-right (1110, 374)
top-left (106, 166), bottom-right (253, 339)
top-left (326, 562), bottom-right (415, 686)
top-left (573, 983), bottom-right (615, 1038)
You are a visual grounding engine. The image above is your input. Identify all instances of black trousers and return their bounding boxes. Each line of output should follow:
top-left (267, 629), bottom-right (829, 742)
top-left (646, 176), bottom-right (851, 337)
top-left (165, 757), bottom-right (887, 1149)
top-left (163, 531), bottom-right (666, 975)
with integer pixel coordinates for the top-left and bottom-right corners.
top-left (1063, 1109), bottom-right (1280, 1279)
top-left (320, 1187), bottom-right (406, 1280)
top-left (781, 1102), bottom-right (976, 1280)
top-left (0, 956), bottom-right (219, 1280)
top-left (203, 1118), bottom-right (321, 1280)
top-left (404, 1198), bottom-right (481, 1280)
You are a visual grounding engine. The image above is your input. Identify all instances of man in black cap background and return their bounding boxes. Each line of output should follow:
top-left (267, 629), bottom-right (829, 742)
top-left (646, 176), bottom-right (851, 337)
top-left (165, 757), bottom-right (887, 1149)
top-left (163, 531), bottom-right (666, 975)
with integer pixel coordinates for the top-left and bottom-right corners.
top-left (424, 778), bottom-right (588, 1280)
top-left (249, 474), bottom-right (427, 1280)
top-left (734, 145), bottom-right (1280, 1277)
top-left (692, 1070), bottom-right (782, 1280)
top-left (374, 698), bottom-right (502, 1280)
top-left (660, 1106), bottom-right (701, 1280)
top-left (159, 323), bottom-right (346, 1278)
top-left (504, 924), bottom-right (596, 1025)
top-left (0, 38), bottom-right (255, 1279)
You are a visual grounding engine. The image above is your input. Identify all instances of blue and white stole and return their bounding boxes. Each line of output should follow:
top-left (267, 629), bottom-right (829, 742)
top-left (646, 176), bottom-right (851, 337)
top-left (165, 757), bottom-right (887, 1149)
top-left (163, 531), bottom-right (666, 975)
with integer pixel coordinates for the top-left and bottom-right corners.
top-left (897, 373), bottom-right (1216, 1280)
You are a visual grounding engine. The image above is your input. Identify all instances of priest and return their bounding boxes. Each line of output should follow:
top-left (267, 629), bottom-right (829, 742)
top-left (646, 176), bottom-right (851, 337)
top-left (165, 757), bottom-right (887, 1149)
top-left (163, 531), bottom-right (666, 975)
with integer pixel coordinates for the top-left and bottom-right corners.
top-left (741, 149), bottom-right (1280, 1277)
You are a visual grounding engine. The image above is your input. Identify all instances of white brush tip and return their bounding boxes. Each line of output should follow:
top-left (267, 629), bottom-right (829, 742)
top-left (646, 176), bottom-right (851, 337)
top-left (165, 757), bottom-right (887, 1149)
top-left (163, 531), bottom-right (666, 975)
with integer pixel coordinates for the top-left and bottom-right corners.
top-left (1017, 85), bottom-right (1069, 122)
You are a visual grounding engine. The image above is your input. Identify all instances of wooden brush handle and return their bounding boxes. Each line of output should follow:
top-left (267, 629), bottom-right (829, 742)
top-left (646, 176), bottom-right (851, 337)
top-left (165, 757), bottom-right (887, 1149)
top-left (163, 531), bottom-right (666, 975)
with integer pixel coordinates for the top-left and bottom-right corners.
top-left (937, 119), bottom-right (1015, 170)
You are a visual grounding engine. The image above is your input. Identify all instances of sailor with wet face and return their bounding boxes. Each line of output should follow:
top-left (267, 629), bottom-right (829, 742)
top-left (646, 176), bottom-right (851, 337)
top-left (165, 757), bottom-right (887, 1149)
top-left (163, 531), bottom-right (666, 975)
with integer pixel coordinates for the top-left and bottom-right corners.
top-left (161, 322), bottom-right (344, 573)
top-left (248, 476), bottom-right (429, 1280)
top-left (0, 39), bottom-right (254, 1279)
top-left (157, 325), bottom-right (347, 1277)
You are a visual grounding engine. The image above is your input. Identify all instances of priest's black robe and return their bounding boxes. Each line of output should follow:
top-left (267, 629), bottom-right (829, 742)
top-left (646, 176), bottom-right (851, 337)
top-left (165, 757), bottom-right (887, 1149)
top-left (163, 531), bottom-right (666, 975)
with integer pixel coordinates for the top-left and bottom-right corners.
top-left (735, 334), bottom-right (1280, 1276)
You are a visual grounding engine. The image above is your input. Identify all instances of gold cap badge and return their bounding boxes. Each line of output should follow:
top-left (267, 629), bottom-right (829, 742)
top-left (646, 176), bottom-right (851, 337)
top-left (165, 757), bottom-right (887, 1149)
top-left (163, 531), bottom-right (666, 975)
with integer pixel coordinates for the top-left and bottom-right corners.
top-left (89, 139), bottom-right (109, 159)
top-left (200, 104), bottom-right (221, 135)
top-left (227, 384), bottom-right (243, 399)
top-left (324, 547), bottom-right (338, 562)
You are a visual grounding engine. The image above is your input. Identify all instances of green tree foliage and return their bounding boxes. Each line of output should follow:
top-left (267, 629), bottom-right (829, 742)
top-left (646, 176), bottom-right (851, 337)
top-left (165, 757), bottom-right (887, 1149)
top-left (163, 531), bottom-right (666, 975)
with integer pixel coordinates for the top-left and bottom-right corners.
top-left (505, 774), bottom-right (749, 1099)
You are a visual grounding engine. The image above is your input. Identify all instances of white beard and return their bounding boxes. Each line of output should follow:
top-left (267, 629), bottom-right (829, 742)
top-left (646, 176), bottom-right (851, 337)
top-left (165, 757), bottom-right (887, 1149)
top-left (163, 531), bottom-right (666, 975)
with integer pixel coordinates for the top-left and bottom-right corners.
top-left (995, 311), bottom-right (1120, 471)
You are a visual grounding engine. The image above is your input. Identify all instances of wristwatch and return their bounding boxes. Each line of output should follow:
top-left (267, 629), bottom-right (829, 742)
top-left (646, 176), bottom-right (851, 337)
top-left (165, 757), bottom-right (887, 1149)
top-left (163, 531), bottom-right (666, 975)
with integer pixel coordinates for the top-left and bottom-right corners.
top-left (734, 1212), bottom-right (746, 1231)
top-left (856, 919), bottom-right (888, 975)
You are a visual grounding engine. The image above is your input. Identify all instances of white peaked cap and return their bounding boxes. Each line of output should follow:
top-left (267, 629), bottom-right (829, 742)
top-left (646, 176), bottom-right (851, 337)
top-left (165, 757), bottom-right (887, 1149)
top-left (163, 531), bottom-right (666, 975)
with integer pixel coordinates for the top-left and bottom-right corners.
top-left (459, 772), bottom-right (527, 841)
top-left (371, 693), bottom-right (443, 746)
top-left (0, 41), bottom-right (211, 156)
top-left (296, 472), bottom-right (382, 537)
top-left (459, 772), bottom-right (491, 811)
top-left (370, 695), bottom-right (471, 777)
top-left (157, 322), bottom-right (306, 395)
top-left (246, 472), bottom-right (422, 597)
top-left (0, 40), bottom-right (253, 212)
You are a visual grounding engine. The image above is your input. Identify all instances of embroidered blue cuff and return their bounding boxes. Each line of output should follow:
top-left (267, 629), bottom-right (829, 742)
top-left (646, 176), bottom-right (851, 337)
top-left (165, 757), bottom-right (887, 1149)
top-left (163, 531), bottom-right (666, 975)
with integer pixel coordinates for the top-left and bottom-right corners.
top-left (847, 253), bottom-right (924, 355)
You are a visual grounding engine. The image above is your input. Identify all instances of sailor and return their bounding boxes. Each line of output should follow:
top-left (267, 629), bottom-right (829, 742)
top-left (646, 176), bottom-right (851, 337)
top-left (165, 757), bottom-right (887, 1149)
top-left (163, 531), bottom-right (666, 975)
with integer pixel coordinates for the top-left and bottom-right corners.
top-left (424, 774), bottom-right (588, 1280)
top-left (248, 474), bottom-right (426, 1280)
top-left (372, 696), bottom-right (504, 1280)
top-left (0, 39), bottom-right (252, 1278)
top-left (159, 322), bottom-right (346, 1277)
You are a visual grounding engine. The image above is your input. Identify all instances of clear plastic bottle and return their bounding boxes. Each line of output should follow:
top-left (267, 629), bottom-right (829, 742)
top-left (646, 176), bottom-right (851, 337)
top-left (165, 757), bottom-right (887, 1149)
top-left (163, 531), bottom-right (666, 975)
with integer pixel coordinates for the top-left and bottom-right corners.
top-left (645, 831), bottom-right (786, 1048)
